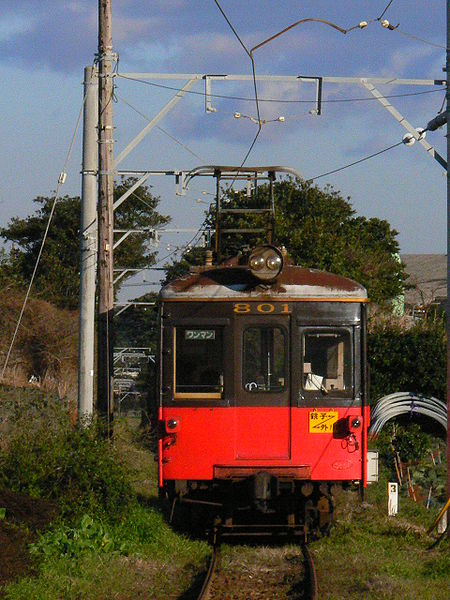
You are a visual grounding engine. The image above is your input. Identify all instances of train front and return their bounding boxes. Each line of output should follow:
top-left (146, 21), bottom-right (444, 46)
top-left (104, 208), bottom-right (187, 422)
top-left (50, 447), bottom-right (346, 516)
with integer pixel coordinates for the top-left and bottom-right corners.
top-left (157, 246), bottom-right (370, 537)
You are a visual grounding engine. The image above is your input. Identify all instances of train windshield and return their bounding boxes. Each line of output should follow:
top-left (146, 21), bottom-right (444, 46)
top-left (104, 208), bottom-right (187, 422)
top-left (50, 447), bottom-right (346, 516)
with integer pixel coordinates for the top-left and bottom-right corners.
top-left (302, 329), bottom-right (352, 393)
top-left (174, 327), bottom-right (223, 397)
top-left (243, 326), bottom-right (286, 393)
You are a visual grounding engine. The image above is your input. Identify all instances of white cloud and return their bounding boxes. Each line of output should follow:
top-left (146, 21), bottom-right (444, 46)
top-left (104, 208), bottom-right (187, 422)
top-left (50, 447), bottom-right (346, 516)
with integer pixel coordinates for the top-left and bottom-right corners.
top-left (0, 14), bottom-right (36, 42)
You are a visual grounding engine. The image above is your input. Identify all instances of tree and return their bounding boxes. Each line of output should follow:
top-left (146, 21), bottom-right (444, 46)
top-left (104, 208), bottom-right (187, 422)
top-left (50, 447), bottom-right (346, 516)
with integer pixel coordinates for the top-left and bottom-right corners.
top-left (0, 178), bottom-right (169, 310)
top-left (273, 179), bottom-right (406, 305)
top-left (164, 178), bottom-right (406, 306)
top-left (114, 292), bottom-right (159, 350)
top-left (368, 317), bottom-right (446, 402)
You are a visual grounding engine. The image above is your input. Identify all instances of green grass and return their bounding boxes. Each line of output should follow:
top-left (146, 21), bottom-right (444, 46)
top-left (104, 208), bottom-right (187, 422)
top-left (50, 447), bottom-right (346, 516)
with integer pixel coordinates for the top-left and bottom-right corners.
top-left (1, 404), bottom-right (210, 600)
top-left (5, 505), bottom-right (209, 600)
top-left (1, 400), bottom-right (448, 599)
top-left (312, 473), bottom-right (450, 600)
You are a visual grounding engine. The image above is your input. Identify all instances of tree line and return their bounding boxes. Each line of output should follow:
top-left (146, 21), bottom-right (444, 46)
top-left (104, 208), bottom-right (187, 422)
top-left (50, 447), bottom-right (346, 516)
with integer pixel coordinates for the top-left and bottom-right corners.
top-left (1, 177), bottom-right (446, 405)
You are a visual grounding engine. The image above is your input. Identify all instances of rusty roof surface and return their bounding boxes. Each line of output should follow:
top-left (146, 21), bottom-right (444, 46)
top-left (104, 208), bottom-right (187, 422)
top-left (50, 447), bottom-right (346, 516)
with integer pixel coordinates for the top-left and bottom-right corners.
top-left (160, 264), bottom-right (367, 301)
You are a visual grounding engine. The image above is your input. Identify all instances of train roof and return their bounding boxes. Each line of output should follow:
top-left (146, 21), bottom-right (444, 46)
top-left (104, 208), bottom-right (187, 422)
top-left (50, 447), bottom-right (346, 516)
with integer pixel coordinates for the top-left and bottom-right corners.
top-left (160, 264), bottom-right (368, 302)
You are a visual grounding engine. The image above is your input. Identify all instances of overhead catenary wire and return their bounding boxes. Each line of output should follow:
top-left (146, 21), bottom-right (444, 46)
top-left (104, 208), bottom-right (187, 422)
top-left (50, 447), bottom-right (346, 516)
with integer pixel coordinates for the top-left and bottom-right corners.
top-left (213, 0), bottom-right (262, 169)
top-left (1, 73), bottom-right (92, 380)
top-left (306, 140), bottom-right (403, 183)
top-left (377, 0), bottom-right (395, 22)
top-left (394, 28), bottom-right (447, 51)
top-left (374, 0), bottom-right (447, 51)
top-left (117, 74), bottom-right (445, 106)
top-left (123, 0), bottom-right (444, 281)
top-left (113, 74), bottom-right (210, 272)
top-left (217, 3), bottom-right (366, 129)
top-left (212, 1), bottom-right (364, 185)
top-left (153, 227), bottom-right (208, 269)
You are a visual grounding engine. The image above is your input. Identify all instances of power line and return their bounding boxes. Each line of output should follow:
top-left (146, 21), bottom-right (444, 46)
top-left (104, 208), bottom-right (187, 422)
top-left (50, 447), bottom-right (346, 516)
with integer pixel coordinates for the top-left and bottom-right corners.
top-left (374, 1), bottom-right (447, 51)
top-left (117, 74), bottom-right (445, 106)
top-left (213, 0), bottom-right (250, 59)
top-left (394, 28), bottom-right (447, 51)
top-left (153, 227), bottom-right (207, 268)
top-left (213, 0), bottom-right (261, 169)
top-left (377, 0), bottom-right (395, 22)
top-left (212, 2), bottom-right (372, 179)
top-left (306, 141), bottom-right (403, 183)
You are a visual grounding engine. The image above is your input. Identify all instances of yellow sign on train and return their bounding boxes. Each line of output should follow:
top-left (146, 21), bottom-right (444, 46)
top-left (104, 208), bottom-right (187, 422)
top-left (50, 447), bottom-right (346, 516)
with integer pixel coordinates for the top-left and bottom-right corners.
top-left (309, 411), bottom-right (339, 433)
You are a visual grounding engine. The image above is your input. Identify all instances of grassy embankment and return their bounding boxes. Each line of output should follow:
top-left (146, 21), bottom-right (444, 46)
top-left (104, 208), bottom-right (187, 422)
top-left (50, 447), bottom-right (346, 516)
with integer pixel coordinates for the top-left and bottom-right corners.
top-left (0, 387), bottom-right (448, 599)
top-left (0, 388), bottom-right (209, 599)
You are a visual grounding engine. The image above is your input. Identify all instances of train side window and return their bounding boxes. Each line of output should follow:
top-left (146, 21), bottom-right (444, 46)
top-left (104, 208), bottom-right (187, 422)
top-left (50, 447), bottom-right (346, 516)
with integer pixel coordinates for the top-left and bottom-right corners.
top-left (174, 327), bottom-right (224, 399)
top-left (303, 330), bottom-right (352, 394)
top-left (243, 326), bottom-right (286, 393)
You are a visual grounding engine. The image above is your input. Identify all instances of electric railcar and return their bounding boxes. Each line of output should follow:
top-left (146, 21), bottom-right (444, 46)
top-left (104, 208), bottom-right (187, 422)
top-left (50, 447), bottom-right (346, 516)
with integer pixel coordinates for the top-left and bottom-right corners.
top-left (156, 244), bottom-right (370, 537)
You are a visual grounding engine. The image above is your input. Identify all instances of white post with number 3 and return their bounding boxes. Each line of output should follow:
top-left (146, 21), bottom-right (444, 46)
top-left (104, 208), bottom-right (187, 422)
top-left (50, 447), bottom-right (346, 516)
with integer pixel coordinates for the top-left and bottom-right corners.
top-left (388, 482), bottom-right (398, 516)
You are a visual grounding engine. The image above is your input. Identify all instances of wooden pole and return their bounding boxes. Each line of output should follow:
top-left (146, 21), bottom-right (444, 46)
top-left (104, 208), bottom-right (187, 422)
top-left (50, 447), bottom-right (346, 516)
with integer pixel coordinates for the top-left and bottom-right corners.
top-left (97, 0), bottom-right (115, 433)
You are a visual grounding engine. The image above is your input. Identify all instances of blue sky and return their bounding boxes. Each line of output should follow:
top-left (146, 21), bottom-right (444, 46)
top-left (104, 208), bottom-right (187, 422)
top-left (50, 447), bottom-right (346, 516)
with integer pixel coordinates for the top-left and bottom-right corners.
top-left (0, 1), bottom-right (447, 296)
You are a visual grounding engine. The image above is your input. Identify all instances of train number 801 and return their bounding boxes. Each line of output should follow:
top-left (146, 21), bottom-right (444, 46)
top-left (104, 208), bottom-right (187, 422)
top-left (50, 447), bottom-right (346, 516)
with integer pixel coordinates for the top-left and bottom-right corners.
top-left (233, 303), bottom-right (291, 315)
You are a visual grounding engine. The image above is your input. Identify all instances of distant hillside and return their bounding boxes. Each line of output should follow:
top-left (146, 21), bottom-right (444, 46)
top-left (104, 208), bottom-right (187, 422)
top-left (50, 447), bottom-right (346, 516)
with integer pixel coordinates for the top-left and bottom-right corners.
top-left (401, 254), bottom-right (446, 308)
top-left (0, 290), bottom-right (78, 399)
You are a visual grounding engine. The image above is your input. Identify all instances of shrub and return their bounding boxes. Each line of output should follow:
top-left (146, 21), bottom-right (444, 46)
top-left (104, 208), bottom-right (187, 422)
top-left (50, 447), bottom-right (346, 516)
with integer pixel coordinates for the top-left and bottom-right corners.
top-left (0, 390), bottom-right (133, 521)
top-left (376, 424), bottom-right (431, 465)
top-left (368, 318), bottom-right (445, 402)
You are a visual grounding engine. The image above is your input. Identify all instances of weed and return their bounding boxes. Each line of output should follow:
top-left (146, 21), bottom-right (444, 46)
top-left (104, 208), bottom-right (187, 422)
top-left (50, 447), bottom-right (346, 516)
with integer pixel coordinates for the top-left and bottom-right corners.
top-left (31, 514), bottom-right (127, 560)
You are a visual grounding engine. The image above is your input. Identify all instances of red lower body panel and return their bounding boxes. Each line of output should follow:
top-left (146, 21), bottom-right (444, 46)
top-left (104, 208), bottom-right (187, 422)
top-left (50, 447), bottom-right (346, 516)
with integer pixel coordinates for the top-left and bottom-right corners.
top-left (160, 406), bottom-right (369, 484)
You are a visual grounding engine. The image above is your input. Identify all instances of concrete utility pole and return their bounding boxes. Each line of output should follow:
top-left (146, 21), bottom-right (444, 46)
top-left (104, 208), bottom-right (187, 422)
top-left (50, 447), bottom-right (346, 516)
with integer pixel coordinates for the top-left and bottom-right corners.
top-left (97, 0), bottom-right (115, 432)
top-left (78, 66), bottom-right (98, 421)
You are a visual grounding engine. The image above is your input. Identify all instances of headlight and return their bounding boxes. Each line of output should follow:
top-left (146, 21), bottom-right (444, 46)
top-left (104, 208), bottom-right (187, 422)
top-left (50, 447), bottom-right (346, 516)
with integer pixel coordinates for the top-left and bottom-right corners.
top-left (248, 246), bottom-right (284, 281)
top-left (266, 255), bottom-right (282, 271)
top-left (249, 254), bottom-right (265, 271)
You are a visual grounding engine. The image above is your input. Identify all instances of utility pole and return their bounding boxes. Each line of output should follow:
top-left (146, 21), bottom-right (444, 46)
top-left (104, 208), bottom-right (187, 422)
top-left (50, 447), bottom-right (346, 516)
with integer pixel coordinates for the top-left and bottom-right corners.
top-left (97, 0), bottom-right (115, 432)
top-left (78, 66), bottom-right (98, 421)
top-left (446, 0), bottom-right (450, 503)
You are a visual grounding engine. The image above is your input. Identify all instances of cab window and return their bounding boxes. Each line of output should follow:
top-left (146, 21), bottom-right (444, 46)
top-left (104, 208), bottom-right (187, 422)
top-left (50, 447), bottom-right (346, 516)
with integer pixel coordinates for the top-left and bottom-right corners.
top-left (174, 327), bottom-right (223, 398)
top-left (303, 330), bottom-right (352, 394)
top-left (243, 326), bottom-right (286, 393)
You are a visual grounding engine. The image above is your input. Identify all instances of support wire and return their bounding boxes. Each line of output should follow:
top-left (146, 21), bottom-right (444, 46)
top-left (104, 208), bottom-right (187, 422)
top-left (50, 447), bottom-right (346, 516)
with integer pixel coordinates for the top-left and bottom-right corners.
top-left (1, 74), bottom-right (91, 380)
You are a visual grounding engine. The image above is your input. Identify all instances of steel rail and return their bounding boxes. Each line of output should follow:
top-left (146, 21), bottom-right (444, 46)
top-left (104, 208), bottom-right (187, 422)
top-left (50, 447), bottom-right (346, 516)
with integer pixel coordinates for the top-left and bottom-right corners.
top-left (302, 543), bottom-right (318, 600)
top-left (197, 541), bottom-right (220, 600)
top-left (195, 535), bottom-right (317, 600)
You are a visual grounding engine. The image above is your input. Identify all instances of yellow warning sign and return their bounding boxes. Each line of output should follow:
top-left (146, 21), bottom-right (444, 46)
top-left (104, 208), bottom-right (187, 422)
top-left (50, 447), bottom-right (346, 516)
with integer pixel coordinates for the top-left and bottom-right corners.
top-left (309, 411), bottom-right (338, 433)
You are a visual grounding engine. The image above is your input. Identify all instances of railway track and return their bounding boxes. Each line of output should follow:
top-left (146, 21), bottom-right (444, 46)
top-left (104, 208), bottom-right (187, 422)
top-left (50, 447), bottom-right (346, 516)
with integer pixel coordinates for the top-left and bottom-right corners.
top-left (302, 543), bottom-right (318, 600)
top-left (197, 540), bottom-right (220, 600)
top-left (196, 536), bottom-right (318, 600)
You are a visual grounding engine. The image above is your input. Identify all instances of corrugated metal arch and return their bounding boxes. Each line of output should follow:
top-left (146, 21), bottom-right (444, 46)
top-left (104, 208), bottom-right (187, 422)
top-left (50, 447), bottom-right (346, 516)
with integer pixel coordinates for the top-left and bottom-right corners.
top-left (369, 392), bottom-right (447, 437)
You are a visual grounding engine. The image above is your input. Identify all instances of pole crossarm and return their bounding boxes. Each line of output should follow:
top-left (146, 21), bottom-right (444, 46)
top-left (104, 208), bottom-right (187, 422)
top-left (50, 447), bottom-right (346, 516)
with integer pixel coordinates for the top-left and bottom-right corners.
top-left (118, 72), bottom-right (444, 118)
top-left (115, 170), bottom-right (189, 197)
top-left (118, 72), bottom-right (445, 86)
top-left (362, 81), bottom-right (447, 170)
